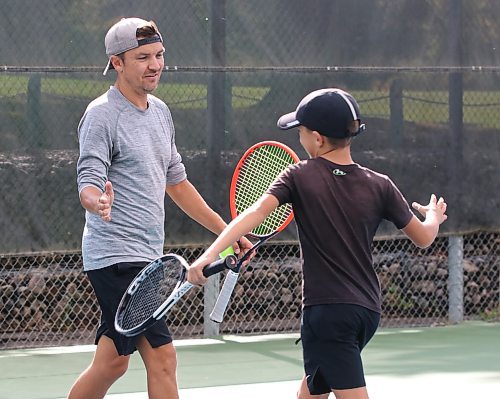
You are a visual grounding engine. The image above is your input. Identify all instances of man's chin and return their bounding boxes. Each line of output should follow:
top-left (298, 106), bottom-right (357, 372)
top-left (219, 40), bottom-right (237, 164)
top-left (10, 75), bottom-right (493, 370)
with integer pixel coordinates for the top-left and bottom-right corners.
top-left (143, 85), bottom-right (158, 94)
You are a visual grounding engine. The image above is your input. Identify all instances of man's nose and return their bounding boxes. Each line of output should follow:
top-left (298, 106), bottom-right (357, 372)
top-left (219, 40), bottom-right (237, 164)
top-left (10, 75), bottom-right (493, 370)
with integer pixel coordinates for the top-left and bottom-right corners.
top-left (149, 57), bottom-right (161, 71)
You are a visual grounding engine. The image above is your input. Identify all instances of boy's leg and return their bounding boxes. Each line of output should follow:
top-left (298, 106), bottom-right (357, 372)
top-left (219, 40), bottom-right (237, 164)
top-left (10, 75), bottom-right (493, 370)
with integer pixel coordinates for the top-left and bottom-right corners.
top-left (332, 387), bottom-right (369, 399)
top-left (67, 335), bottom-right (130, 399)
top-left (300, 304), bottom-right (379, 399)
top-left (137, 337), bottom-right (179, 399)
top-left (297, 375), bottom-right (330, 398)
top-left (297, 375), bottom-right (369, 399)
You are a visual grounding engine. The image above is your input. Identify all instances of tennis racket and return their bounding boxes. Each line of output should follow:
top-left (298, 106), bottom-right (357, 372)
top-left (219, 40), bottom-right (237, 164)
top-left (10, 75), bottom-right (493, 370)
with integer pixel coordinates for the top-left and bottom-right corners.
top-left (115, 253), bottom-right (236, 337)
top-left (209, 141), bottom-right (300, 323)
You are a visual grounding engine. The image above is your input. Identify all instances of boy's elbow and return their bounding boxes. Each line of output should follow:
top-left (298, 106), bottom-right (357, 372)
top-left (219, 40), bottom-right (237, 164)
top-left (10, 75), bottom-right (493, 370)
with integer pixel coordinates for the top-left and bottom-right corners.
top-left (412, 237), bottom-right (434, 249)
top-left (403, 217), bottom-right (438, 248)
top-left (412, 228), bottom-right (439, 248)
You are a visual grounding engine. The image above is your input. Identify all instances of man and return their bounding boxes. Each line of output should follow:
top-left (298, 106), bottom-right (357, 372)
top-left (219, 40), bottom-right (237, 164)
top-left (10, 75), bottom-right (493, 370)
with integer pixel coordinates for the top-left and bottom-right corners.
top-left (70, 18), bottom-right (250, 399)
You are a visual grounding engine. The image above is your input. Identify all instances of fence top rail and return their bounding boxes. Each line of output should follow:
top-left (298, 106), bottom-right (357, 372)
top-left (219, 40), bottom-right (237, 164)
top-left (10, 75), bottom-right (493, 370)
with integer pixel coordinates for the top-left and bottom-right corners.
top-left (0, 231), bottom-right (497, 259)
top-left (2, 65), bottom-right (500, 74)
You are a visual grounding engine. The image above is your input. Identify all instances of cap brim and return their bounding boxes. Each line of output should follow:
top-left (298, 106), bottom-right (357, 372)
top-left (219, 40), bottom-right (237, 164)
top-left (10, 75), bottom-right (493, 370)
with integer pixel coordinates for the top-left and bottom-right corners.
top-left (277, 112), bottom-right (301, 130)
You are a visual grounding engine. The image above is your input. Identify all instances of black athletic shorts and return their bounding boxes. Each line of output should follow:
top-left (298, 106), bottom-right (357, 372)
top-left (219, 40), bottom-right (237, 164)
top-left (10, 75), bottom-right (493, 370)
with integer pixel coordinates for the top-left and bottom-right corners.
top-left (86, 262), bottom-right (173, 356)
top-left (301, 303), bottom-right (380, 394)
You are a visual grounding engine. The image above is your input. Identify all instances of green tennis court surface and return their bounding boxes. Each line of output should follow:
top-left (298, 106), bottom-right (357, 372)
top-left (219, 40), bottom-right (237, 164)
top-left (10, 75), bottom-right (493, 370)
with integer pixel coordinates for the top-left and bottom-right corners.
top-left (0, 322), bottom-right (498, 399)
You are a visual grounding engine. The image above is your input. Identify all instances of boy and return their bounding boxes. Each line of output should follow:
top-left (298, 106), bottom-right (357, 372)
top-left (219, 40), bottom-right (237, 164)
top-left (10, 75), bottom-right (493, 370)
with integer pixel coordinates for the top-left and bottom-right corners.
top-left (188, 88), bottom-right (447, 399)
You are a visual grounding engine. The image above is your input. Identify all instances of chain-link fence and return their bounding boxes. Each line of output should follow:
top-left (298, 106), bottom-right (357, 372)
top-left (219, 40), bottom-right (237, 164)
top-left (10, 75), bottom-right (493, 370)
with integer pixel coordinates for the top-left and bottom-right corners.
top-left (1, 1), bottom-right (499, 349)
top-left (1, 232), bottom-right (498, 349)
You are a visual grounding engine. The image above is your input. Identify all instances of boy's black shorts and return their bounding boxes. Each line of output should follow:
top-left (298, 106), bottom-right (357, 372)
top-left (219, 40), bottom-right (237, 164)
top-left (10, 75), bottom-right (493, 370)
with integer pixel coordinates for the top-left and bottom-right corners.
top-left (301, 303), bottom-right (380, 394)
top-left (86, 262), bottom-right (173, 356)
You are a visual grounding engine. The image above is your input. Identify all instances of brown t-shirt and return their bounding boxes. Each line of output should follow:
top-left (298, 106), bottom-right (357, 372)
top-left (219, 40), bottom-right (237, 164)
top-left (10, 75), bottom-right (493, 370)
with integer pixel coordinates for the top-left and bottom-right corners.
top-left (267, 157), bottom-right (413, 313)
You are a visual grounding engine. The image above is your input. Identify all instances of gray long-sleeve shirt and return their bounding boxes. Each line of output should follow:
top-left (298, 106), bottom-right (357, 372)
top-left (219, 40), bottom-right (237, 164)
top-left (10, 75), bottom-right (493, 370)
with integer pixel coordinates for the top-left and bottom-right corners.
top-left (77, 86), bottom-right (187, 271)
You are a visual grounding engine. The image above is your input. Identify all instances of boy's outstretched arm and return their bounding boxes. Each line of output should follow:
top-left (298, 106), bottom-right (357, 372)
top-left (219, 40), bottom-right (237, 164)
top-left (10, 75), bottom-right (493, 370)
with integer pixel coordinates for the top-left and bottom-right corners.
top-left (187, 194), bottom-right (280, 286)
top-left (402, 194), bottom-right (448, 248)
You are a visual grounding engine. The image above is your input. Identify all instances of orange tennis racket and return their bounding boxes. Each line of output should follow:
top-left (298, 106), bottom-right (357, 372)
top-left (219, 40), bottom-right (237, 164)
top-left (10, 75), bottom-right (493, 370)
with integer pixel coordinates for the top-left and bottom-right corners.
top-left (210, 141), bottom-right (300, 323)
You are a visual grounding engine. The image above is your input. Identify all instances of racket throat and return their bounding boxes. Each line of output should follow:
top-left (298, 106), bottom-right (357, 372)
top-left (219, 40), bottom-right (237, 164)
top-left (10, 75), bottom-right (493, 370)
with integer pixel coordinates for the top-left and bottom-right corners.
top-left (152, 282), bottom-right (194, 319)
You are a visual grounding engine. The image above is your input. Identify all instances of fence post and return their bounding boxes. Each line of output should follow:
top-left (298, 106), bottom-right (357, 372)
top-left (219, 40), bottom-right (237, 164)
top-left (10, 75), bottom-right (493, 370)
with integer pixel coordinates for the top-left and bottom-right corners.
top-left (448, 0), bottom-right (464, 201)
top-left (203, 275), bottom-right (220, 336)
top-left (389, 78), bottom-right (403, 147)
top-left (448, 235), bottom-right (464, 324)
top-left (207, 0), bottom-right (227, 210)
top-left (26, 74), bottom-right (42, 148)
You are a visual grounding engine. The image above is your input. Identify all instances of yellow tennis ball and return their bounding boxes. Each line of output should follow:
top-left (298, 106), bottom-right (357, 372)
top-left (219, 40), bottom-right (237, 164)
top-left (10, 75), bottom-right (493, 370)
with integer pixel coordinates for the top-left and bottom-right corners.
top-left (219, 246), bottom-right (235, 258)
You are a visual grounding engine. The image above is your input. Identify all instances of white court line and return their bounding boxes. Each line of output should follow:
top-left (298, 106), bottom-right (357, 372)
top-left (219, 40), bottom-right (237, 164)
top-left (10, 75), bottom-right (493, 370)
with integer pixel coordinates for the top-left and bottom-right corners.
top-left (221, 332), bottom-right (299, 343)
top-left (5, 329), bottom-right (431, 358)
top-left (0, 333), bottom-right (301, 359)
top-left (0, 338), bottom-right (225, 358)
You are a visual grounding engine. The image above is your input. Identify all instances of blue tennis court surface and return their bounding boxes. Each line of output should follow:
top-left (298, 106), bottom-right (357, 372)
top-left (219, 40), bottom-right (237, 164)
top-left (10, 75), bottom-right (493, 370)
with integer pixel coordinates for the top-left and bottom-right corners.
top-left (1, 322), bottom-right (498, 399)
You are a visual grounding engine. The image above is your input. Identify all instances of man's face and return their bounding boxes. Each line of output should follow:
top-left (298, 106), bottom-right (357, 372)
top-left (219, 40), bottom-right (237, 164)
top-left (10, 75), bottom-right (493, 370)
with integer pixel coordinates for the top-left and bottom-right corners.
top-left (116, 41), bottom-right (165, 94)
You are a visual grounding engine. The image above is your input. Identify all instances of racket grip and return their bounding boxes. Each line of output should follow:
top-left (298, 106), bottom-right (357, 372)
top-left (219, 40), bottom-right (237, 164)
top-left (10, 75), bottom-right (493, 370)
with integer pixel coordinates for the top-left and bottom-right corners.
top-left (210, 269), bottom-right (239, 323)
top-left (203, 255), bottom-right (237, 277)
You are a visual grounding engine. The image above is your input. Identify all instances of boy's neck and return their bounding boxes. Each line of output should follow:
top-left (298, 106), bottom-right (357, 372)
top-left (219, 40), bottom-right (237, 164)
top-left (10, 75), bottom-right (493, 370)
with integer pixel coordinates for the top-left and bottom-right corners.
top-left (319, 146), bottom-right (354, 165)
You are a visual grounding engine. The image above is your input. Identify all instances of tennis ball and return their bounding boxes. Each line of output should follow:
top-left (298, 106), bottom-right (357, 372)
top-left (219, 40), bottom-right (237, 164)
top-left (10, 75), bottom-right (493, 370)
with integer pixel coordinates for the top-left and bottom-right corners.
top-left (219, 246), bottom-right (235, 258)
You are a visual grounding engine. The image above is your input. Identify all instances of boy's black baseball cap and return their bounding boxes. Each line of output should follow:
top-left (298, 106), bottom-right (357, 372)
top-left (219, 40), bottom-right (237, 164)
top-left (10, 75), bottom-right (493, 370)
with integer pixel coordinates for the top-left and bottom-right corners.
top-left (277, 88), bottom-right (365, 138)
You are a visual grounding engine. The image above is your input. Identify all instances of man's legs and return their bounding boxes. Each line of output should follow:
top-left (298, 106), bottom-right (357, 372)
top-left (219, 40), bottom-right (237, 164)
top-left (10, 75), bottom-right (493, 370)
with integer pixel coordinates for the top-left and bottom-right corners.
top-left (137, 337), bottom-right (179, 399)
top-left (67, 335), bottom-right (130, 399)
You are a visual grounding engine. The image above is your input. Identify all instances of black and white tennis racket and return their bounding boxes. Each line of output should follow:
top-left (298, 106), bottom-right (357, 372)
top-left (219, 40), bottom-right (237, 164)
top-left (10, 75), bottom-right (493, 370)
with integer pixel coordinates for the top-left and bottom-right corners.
top-left (115, 253), bottom-right (236, 337)
top-left (209, 141), bottom-right (299, 323)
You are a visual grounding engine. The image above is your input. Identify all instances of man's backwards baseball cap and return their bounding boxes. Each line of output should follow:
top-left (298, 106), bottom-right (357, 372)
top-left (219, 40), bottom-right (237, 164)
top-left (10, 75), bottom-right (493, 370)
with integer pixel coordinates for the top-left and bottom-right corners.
top-left (103, 18), bottom-right (163, 75)
top-left (277, 88), bottom-right (366, 138)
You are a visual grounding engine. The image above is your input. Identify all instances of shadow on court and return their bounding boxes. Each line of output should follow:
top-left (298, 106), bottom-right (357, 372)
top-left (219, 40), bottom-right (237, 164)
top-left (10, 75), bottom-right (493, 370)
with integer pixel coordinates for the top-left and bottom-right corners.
top-left (0, 321), bottom-right (498, 399)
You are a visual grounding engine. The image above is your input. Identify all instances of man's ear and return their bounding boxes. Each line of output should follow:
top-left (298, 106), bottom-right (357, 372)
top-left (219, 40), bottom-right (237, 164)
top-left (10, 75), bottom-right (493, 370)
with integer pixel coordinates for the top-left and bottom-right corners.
top-left (111, 55), bottom-right (123, 72)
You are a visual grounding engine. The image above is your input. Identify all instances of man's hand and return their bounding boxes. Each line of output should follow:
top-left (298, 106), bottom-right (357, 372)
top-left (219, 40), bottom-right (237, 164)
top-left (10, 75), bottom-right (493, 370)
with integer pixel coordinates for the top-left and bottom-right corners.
top-left (98, 181), bottom-right (114, 222)
top-left (233, 236), bottom-right (255, 265)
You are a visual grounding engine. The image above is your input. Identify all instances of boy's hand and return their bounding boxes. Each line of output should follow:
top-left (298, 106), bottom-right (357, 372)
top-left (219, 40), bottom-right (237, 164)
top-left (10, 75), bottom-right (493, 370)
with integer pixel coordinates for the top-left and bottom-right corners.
top-left (188, 236), bottom-right (255, 286)
top-left (412, 194), bottom-right (448, 225)
top-left (188, 257), bottom-right (211, 286)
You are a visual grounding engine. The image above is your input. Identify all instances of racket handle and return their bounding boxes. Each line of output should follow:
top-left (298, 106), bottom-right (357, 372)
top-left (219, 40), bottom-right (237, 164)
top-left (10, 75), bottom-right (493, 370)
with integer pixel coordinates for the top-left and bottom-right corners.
top-left (210, 269), bottom-right (239, 323)
top-left (203, 255), bottom-right (237, 278)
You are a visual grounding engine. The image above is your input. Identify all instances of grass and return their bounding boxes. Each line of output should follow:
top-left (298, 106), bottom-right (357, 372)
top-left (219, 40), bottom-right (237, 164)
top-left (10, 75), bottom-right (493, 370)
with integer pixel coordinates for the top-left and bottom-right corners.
top-left (352, 89), bottom-right (500, 129)
top-left (1, 75), bottom-right (499, 128)
top-left (0, 75), bottom-right (269, 109)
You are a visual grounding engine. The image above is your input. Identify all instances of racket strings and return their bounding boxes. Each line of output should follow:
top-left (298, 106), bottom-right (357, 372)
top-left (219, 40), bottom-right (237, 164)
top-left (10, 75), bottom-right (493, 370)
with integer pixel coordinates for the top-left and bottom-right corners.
top-left (119, 259), bottom-right (181, 330)
top-left (254, 203), bottom-right (293, 235)
top-left (236, 146), bottom-right (294, 208)
top-left (235, 145), bottom-right (295, 236)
